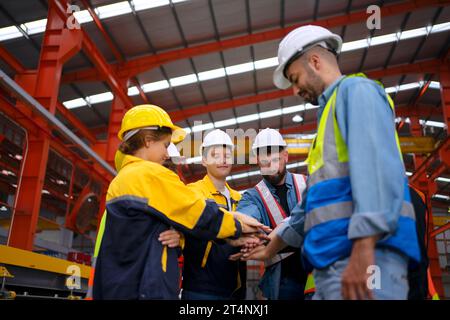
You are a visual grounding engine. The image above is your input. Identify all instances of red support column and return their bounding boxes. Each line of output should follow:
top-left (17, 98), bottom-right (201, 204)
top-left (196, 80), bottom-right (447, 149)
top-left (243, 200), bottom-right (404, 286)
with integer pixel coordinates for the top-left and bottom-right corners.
top-left (105, 78), bottom-right (129, 166)
top-left (8, 0), bottom-right (82, 250)
top-left (440, 59), bottom-right (450, 132)
top-left (427, 192), bottom-right (445, 298)
top-left (410, 115), bottom-right (425, 171)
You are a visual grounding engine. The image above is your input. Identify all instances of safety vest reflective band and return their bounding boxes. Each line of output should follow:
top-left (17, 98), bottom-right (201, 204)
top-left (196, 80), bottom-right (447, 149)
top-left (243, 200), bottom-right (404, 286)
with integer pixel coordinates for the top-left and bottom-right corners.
top-left (305, 201), bottom-right (415, 232)
top-left (304, 73), bottom-right (421, 269)
top-left (254, 173), bottom-right (306, 228)
top-left (254, 173), bottom-right (307, 267)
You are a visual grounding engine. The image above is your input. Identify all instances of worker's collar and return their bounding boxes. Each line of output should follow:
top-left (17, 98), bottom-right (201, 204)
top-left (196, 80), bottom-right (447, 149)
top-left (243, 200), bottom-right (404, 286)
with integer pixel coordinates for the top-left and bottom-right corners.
top-left (202, 174), bottom-right (240, 200)
top-left (121, 154), bottom-right (143, 168)
top-left (262, 170), bottom-right (295, 192)
top-left (121, 154), bottom-right (164, 169)
top-left (318, 75), bottom-right (345, 109)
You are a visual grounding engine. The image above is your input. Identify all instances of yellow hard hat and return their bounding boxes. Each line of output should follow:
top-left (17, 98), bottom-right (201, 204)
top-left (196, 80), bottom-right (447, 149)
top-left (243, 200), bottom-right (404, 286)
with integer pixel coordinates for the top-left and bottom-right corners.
top-left (114, 150), bottom-right (126, 172)
top-left (118, 104), bottom-right (186, 143)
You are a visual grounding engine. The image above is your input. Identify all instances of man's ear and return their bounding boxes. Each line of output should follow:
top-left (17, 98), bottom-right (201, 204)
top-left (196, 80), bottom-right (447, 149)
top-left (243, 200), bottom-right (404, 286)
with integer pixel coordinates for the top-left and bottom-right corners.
top-left (307, 52), bottom-right (321, 72)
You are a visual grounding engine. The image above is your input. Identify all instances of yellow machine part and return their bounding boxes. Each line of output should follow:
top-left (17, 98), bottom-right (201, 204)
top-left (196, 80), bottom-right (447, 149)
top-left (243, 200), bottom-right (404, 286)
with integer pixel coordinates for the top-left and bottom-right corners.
top-left (0, 266), bottom-right (14, 278)
top-left (0, 216), bottom-right (60, 232)
top-left (433, 216), bottom-right (450, 227)
top-left (0, 245), bottom-right (91, 279)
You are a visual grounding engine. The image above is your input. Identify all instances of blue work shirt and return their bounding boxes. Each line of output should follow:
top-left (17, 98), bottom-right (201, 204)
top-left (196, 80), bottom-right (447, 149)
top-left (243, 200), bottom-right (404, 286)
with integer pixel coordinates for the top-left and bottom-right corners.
top-left (238, 171), bottom-right (302, 227)
top-left (237, 171), bottom-right (306, 299)
top-left (278, 75), bottom-right (411, 253)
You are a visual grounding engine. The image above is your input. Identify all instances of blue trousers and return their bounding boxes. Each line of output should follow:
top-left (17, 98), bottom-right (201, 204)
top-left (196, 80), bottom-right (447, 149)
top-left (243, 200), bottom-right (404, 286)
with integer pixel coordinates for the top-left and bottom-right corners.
top-left (313, 248), bottom-right (409, 300)
top-left (277, 277), bottom-right (305, 300)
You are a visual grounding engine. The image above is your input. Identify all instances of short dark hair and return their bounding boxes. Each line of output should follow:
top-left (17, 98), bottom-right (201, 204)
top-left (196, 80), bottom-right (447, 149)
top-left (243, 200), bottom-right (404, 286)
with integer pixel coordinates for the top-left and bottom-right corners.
top-left (283, 45), bottom-right (338, 78)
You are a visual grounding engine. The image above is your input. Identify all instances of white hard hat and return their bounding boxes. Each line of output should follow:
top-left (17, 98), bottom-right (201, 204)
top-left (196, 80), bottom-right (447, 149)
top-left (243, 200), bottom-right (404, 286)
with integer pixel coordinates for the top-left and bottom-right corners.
top-left (201, 129), bottom-right (234, 151)
top-left (273, 25), bottom-right (342, 89)
top-left (167, 143), bottom-right (181, 158)
top-left (252, 128), bottom-right (287, 151)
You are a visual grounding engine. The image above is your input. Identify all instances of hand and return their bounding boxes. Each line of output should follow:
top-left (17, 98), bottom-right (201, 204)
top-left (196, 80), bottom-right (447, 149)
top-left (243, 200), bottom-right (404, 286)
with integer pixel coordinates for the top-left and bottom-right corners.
top-left (226, 235), bottom-right (263, 247)
top-left (241, 244), bottom-right (269, 261)
top-left (158, 229), bottom-right (182, 248)
top-left (229, 252), bottom-right (244, 261)
top-left (230, 211), bottom-right (272, 234)
top-left (341, 236), bottom-right (378, 300)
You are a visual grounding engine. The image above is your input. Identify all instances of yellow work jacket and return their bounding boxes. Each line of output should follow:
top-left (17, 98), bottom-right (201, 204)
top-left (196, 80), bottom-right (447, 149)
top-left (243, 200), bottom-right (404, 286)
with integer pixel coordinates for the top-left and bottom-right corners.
top-left (92, 156), bottom-right (241, 300)
top-left (182, 175), bottom-right (246, 298)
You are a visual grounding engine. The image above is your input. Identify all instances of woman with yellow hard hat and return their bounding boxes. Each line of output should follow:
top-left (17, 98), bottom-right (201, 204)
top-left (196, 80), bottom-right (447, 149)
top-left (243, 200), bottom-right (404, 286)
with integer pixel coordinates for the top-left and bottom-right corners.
top-left (92, 104), bottom-right (267, 300)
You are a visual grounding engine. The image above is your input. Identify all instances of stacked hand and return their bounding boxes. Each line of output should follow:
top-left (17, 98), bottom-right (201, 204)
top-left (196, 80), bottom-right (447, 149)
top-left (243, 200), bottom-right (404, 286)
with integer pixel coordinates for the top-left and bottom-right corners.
top-left (225, 235), bottom-right (264, 248)
top-left (229, 225), bottom-right (289, 262)
top-left (230, 211), bottom-right (272, 235)
top-left (223, 211), bottom-right (272, 260)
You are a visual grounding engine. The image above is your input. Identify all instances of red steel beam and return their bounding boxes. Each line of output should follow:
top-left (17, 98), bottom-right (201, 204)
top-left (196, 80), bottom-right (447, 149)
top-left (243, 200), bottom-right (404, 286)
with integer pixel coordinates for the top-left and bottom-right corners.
top-left (80, 0), bottom-right (122, 62)
top-left (168, 59), bottom-right (441, 122)
top-left (55, 101), bottom-right (96, 144)
top-left (409, 80), bottom-right (432, 169)
top-left (89, 102), bottom-right (441, 138)
top-left (368, 58), bottom-right (441, 79)
top-left (170, 89), bottom-right (291, 122)
top-left (79, 0), bottom-right (149, 104)
top-left (0, 43), bottom-right (97, 144)
top-left (280, 122), bottom-right (317, 134)
top-left (0, 44), bottom-right (25, 74)
top-left (396, 104), bottom-right (441, 118)
top-left (0, 89), bottom-right (111, 185)
top-left (430, 221), bottom-right (450, 238)
top-left (439, 56), bottom-right (450, 131)
top-left (61, 0), bottom-right (448, 83)
top-left (52, 0), bottom-right (133, 108)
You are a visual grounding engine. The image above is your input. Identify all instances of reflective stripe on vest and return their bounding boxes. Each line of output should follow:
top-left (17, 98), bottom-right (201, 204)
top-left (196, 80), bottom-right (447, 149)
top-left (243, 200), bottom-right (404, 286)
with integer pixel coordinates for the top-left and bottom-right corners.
top-left (255, 180), bottom-right (287, 227)
top-left (254, 173), bottom-right (307, 228)
top-left (304, 73), bottom-right (420, 268)
top-left (254, 173), bottom-right (307, 267)
top-left (305, 201), bottom-right (415, 232)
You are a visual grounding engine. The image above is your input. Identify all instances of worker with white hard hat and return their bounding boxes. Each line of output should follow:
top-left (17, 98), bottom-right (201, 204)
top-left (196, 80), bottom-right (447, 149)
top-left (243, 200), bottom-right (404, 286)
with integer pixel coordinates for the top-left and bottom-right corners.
top-left (235, 128), bottom-right (313, 300)
top-left (246, 25), bottom-right (420, 300)
top-left (181, 129), bottom-right (250, 300)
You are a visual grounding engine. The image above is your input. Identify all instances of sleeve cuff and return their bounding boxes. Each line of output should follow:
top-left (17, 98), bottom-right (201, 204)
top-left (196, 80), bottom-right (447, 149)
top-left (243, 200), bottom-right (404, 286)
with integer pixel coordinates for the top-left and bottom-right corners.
top-left (348, 211), bottom-right (391, 240)
top-left (276, 223), bottom-right (303, 248)
top-left (231, 218), bottom-right (242, 239)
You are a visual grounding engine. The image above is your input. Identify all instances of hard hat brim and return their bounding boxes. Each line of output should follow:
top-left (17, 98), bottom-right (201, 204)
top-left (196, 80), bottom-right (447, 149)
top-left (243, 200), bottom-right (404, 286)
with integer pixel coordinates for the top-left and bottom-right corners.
top-left (273, 34), bottom-right (343, 90)
top-left (171, 125), bottom-right (186, 144)
top-left (118, 124), bottom-right (186, 143)
top-left (273, 63), bottom-right (292, 90)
